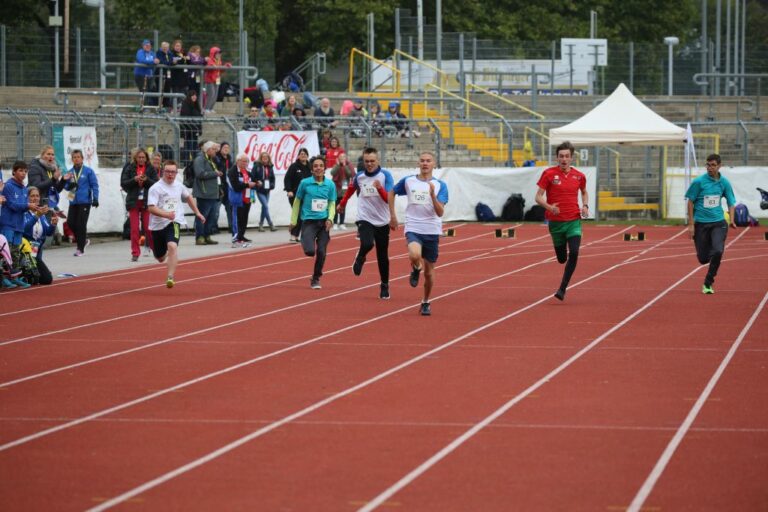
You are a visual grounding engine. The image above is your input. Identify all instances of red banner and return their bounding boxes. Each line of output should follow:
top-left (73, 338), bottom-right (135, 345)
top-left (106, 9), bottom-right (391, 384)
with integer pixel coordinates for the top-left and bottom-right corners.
top-left (237, 131), bottom-right (321, 172)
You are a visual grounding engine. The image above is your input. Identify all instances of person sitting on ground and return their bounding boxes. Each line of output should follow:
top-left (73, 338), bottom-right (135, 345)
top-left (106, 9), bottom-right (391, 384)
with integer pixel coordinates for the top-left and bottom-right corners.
top-left (1, 161), bottom-right (39, 288)
top-left (23, 186), bottom-right (56, 285)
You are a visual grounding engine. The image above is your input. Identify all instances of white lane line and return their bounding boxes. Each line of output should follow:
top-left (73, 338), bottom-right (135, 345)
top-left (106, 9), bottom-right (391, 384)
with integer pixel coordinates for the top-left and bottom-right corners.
top-left (357, 228), bottom-right (751, 511)
top-left (0, 231), bottom-right (394, 318)
top-left (0, 238), bottom-right (558, 453)
top-left (83, 231), bottom-right (702, 511)
top-left (0, 224), bottom-right (483, 343)
top-left (0, 229), bottom-right (538, 389)
top-left (627, 289), bottom-right (768, 512)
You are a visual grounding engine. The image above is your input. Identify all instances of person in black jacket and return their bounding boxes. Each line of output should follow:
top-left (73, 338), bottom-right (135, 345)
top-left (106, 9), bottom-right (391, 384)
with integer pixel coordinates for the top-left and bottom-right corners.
top-left (121, 148), bottom-right (159, 261)
top-left (213, 141), bottom-right (233, 235)
top-left (251, 151), bottom-right (277, 231)
top-left (227, 154), bottom-right (257, 247)
top-left (179, 90), bottom-right (202, 165)
top-left (283, 147), bottom-right (311, 242)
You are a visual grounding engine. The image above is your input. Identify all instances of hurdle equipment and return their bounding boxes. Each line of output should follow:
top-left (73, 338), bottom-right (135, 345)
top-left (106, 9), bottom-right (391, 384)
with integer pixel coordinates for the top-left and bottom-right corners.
top-left (623, 232), bottom-right (646, 241)
top-left (442, 228), bottom-right (456, 237)
top-left (494, 228), bottom-right (516, 239)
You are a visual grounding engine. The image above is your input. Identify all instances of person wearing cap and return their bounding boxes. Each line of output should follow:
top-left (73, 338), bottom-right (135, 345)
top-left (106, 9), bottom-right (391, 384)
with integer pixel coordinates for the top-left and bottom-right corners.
top-left (290, 156), bottom-right (336, 290)
top-left (134, 39), bottom-right (160, 101)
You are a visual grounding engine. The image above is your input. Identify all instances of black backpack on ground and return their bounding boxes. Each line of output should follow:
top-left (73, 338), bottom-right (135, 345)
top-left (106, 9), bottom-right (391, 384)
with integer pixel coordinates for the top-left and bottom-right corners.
top-left (501, 194), bottom-right (525, 221)
top-left (524, 205), bottom-right (546, 222)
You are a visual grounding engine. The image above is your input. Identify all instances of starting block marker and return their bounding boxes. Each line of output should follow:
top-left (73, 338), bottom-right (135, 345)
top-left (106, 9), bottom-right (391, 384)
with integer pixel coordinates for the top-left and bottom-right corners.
top-left (442, 228), bottom-right (456, 237)
top-left (495, 228), bottom-right (516, 239)
top-left (623, 232), bottom-right (646, 242)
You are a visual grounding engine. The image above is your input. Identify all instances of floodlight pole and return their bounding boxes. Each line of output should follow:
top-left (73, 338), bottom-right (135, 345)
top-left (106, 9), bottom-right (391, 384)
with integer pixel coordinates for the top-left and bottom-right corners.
top-left (664, 36), bottom-right (679, 96)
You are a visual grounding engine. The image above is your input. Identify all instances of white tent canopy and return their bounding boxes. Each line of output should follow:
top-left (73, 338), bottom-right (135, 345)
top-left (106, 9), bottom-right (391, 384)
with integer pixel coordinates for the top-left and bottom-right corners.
top-left (549, 83), bottom-right (686, 146)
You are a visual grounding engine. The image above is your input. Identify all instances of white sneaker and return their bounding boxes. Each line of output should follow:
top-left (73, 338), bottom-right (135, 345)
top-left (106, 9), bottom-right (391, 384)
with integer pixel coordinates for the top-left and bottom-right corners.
top-left (339, 224), bottom-right (347, 230)
top-left (332, 224), bottom-right (338, 230)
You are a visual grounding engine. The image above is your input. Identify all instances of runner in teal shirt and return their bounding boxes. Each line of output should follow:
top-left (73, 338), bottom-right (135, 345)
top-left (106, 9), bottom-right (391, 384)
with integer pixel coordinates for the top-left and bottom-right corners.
top-left (290, 156), bottom-right (336, 289)
top-left (684, 154), bottom-right (737, 294)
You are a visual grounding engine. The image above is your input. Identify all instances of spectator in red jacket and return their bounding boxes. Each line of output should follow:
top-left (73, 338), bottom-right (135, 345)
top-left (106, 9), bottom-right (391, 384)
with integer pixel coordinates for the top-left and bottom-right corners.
top-left (203, 46), bottom-right (231, 113)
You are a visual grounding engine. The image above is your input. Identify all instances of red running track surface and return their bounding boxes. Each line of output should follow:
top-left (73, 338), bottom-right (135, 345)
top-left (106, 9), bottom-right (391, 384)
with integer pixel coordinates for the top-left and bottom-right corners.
top-left (0, 224), bottom-right (766, 511)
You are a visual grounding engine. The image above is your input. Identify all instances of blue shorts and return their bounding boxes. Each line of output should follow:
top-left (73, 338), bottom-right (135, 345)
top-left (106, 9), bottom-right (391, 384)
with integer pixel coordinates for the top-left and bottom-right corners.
top-left (151, 222), bottom-right (180, 259)
top-left (405, 232), bottom-right (440, 263)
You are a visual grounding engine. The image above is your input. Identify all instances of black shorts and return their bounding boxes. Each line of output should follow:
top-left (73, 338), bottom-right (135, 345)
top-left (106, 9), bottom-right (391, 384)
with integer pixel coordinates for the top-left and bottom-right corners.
top-left (405, 232), bottom-right (440, 263)
top-left (151, 222), bottom-right (181, 259)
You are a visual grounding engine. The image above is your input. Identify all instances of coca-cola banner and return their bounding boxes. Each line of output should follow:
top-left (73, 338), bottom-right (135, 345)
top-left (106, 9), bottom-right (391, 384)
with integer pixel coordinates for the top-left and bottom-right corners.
top-left (237, 131), bottom-right (321, 172)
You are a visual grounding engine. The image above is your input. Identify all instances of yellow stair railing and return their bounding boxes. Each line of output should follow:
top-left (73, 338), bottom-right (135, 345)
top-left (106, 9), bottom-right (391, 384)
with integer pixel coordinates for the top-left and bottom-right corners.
top-left (348, 48), bottom-right (401, 94)
top-left (392, 49), bottom-right (453, 90)
top-left (422, 83), bottom-right (511, 163)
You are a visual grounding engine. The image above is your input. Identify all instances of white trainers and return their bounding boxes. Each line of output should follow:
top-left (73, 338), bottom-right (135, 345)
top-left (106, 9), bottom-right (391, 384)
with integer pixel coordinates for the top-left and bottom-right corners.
top-left (339, 224), bottom-right (348, 230)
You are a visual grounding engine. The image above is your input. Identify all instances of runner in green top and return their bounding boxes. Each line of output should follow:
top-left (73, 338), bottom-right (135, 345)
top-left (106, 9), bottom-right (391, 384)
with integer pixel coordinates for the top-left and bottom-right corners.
top-left (684, 153), bottom-right (737, 294)
top-left (290, 156), bottom-right (336, 289)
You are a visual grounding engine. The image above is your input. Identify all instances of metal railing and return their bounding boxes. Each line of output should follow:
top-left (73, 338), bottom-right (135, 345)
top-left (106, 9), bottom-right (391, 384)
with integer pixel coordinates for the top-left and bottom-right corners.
top-left (348, 48), bottom-right (401, 94)
top-left (290, 52), bottom-right (326, 93)
top-left (55, 89), bottom-right (186, 112)
top-left (101, 62), bottom-right (259, 116)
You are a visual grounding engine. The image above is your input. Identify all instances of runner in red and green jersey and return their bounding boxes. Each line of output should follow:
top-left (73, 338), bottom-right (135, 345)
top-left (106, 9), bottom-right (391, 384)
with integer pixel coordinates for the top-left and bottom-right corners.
top-left (535, 141), bottom-right (589, 301)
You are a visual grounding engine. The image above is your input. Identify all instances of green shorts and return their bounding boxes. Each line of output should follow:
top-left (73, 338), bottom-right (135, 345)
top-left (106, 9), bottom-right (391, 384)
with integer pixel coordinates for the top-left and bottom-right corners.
top-left (548, 220), bottom-right (582, 247)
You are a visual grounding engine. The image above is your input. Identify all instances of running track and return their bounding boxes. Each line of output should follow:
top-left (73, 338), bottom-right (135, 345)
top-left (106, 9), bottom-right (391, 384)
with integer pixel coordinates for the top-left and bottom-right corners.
top-left (0, 224), bottom-right (766, 511)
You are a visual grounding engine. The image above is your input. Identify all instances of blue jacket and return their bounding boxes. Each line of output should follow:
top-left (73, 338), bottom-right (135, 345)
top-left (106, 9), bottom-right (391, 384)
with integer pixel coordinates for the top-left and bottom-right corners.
top-left (24, 211), bottom-right (55, 260)
top-left (64, 165), bottom-right (99, 205)
top-left (134, 48), bottom-right (155, 77)
top-left (0, 179), bottom-right (28, 233)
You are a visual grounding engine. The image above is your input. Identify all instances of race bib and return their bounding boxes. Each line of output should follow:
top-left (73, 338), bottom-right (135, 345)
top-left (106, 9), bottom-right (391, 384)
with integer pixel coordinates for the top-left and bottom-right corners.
top-left (361, 183), bottom-right (378, 197)
top-left (311, 198), bottom-right (328, 212)
top-left (163, 197), bottom-right (179, 212)
top-left (703, 195), bottom-right (720, 208)
top-left (409, 188), bottom-right (430, 205)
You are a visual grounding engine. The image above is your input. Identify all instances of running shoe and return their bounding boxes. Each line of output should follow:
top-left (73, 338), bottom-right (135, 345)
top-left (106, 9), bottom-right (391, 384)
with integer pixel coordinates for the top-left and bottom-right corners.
top-left (419, 302), bottom-right (431, 316)
top-left (232, 240), bottom-right (243, 249)
top-left (166, 276), bottom-right (175, 289)
top-left (2, 277), bottom-right (17, 289)
top-left (310, 278), bottom-right (322, 289)
top-left (131, 255), bottom-right (139, 262)
top-left (379, 283), bottom-right (390, 300)
top-left (143, 246), bottom-right (152, 257)
top-left (409, 265), bottom-right (421, 288)
top-left (242, 237), bottom-right (252, 243)
top-left (352, 253), bottom-right (365, 276)
top-left (11, 277), bottom-right (31, 289)
top-left (554, 288), bottom-right (566, 301)
top-left (73, 250), bottom-right (84, 257)
top-left (702, 284), bottom-right (714, 294)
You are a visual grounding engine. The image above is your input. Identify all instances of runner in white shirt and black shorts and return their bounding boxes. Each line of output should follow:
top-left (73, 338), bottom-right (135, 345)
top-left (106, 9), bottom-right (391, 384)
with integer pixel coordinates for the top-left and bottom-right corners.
top-left (147, 160), bottom-right (206, 288)
top-left (388, 151), bottom-right (449, 316)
